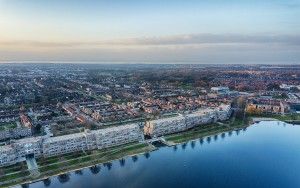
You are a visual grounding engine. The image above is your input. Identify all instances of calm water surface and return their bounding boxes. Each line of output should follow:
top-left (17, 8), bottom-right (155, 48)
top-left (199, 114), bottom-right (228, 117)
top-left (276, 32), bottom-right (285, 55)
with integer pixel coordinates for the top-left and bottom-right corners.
top-left (19, 121), bottom-right (300, 188)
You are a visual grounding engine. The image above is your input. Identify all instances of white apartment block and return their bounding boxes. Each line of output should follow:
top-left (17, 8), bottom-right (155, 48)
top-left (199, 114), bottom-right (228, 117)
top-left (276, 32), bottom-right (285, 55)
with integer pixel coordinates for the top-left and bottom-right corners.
top-left (0, 105), bottom-right (231, 167)
top-left (144, 115), bottom-right (186, 137)
top-left (216, 104), bottom-right (232, 121)
top-left (0, 146), bottom-right (17, 166)
top-left (94, 123), bottom-right (143, 149)
top-left (0, 123), bottom-right (143, 167)
top-left (144, 104), bottom-right (232, 137)
top-left (185, 109), bottom-right (216, 129)
top-left (13, 137), bottom-right (43, 158)
top-left (42, 133), bottom-right (88, 157)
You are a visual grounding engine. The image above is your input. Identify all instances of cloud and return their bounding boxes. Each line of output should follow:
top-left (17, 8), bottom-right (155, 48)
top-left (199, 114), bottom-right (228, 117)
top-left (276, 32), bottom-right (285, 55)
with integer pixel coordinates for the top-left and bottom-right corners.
top-left (1, 33), bottom-right (300, 48)
top-left (1, 42), bottom-right (299, 63)
top-left (1, 33), bottom-right (299, 63)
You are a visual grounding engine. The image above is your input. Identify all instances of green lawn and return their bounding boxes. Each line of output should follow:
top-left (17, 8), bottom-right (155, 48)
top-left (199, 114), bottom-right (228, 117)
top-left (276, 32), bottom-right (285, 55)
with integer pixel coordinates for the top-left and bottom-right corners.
top-left (0, 170), bottom-right (30, 182)
top-left (165, 118), bottom-right (248, 144)
top-left (248, 113), bottom-right (300, 121)
top-left (0, 142), bottom-right (154, 188)
top-left (0, 122), bottom-right (17, 130)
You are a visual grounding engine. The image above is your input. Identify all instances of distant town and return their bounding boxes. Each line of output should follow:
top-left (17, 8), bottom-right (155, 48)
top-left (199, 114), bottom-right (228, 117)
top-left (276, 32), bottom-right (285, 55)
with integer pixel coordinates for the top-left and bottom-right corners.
top-left (1, 63), bottom-right (300, 187)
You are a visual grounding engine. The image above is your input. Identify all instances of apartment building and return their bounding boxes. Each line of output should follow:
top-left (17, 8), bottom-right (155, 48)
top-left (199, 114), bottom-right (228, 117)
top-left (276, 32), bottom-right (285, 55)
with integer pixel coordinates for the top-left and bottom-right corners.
top-left (12, 137), bottom-right (43, 158)
top-left (42, 133), bottom-right (87, 157)
top-left (94, 123), bottom-right (143, 149)
top-left (185, 109), bottom-right (216, 129)
top-left (144, 115), bottom-right (186, 137)
top-left (0, 123), bottom-right (143, 166)
top-left (216, 104), bottom-right (232, 121)
top-left (145, 105), bottom-right (232, 137)
top-left (246, 99), bottom-right (289, 114)
top-left (0, 105), bottom-right (231, 167)
top-left (0, 146), bottom-right (17, 166)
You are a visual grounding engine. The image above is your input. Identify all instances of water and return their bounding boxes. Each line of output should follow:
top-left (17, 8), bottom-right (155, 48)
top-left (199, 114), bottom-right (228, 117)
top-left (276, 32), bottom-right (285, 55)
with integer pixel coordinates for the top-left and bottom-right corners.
top-left (22, 121), bottom-right (300, 188)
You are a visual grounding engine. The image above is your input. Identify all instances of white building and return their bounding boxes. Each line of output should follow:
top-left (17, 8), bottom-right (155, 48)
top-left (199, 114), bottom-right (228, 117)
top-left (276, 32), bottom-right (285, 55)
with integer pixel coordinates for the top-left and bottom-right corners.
top-left (0, 146), bottom-right (17, 166)
top-left (42, 133), bottom-right (87, 157)
top-left (185, 108), bottom-right (216, 129)
top-left (211, 86), bottom-right (230, 94)
top-left (216, 104), bottom-right (232, 121)
top-left (0, 123), bottom-right (143, 166)
top-left (144, 115), bottom-right (186, 137)
top-left (144, 104), bottom-right (232, 137)
top-left (94, 123), bottom-right (143, 149)
top-left (0, 105), bottom-right (231, 167)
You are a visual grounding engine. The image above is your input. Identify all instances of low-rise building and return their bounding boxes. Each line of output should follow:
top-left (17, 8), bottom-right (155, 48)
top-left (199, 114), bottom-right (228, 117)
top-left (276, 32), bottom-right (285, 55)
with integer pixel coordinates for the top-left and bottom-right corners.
top-left (246, 99), bottom-right (289, 114)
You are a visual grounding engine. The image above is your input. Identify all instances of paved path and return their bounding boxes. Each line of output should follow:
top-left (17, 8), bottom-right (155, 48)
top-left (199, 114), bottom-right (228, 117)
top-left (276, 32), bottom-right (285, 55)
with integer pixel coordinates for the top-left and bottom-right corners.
top-left (26, 156), bottom-right (40, 177)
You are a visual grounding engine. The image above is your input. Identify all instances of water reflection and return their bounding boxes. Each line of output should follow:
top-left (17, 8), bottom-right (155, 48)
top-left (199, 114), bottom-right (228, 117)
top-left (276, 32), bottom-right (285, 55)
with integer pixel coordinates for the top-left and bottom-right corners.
top-left (132, 155), bottom-right (138, 163)
top-left (181, 143), bottom-right (187, 150)
top-left (89, 165), bottom-right (100, 174)
top-left (173, 145), bottom-right (178, 151)
top-left (221, 132), bottom-right (226, 139)
top-left (199, 138), bottom-right (204, 145)
top-left (144, 152), bottom-right (150, 159)
top-left (43, 178), bottom-right (51, 187)
top-left (191, 141), bottom-right (196, 149)
top-left (206, 136), bottom-right (211, 143)
top-left (28, 123), bottom-right (281, 188)
top-left (21, 184), bottom-right (29, 188)
top-left (75, 169), bottom-right (83, 175)
top-left (119, 158), bottom-right (126, 167)
top-left (57, 174), bottom-right (70, 184)
top-left (103, 162), bottom-right (112, 170)
top-left (214, 134), bottom-right (218, 141)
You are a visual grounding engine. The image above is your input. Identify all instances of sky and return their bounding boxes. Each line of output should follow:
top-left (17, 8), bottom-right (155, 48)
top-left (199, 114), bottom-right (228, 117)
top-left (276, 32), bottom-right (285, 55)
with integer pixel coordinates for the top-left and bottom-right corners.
top-left (0, 0), bottom-right (299, 64)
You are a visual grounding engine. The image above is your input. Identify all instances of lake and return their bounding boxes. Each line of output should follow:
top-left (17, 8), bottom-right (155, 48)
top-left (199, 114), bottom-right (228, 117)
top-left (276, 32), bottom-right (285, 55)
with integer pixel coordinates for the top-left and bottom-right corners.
top-left (19, 121), bottom-right (300, 188)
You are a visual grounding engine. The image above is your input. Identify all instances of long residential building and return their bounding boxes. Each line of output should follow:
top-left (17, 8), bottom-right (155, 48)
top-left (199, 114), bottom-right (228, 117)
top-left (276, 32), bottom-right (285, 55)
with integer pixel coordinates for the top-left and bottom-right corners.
top-left (0, 123), bottom-right (143, 166)
top-left (0, 105), bottom-right (231, 167)
top-left (144, 104), bottom-right (232, 137)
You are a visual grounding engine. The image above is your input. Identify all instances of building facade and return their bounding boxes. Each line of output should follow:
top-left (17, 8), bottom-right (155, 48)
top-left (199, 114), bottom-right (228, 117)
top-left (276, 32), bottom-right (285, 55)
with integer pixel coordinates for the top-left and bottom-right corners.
top-left (0, 123), bottom-right (143, 167)
top-left (144, 105), bottom-right (232, 137)
top-left (144, 115), bottom-right (186, 137)
top-left (0, 105), bottom-right (231, 167)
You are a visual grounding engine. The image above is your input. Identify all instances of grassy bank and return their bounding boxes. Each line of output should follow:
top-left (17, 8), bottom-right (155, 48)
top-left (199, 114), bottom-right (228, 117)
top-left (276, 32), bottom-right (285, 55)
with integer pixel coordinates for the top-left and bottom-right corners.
top-left (248, 113), bottom-right (300, 123)
top-left (0, 142), bottom-right (155, 188)
top-left (165, 118), bottom-right (248, 144)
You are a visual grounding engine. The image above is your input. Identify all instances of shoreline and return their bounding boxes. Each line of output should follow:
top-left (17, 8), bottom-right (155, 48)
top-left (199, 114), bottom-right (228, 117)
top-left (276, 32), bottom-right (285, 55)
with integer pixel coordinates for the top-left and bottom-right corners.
top-left (1, 143), bottom-right (156, 188)
top-left (2, 122), bottom-right (246, 187)
top-left (14, 147), bottom-right (157, 188)
top-left (2, 116), bottom-right (294, 188)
